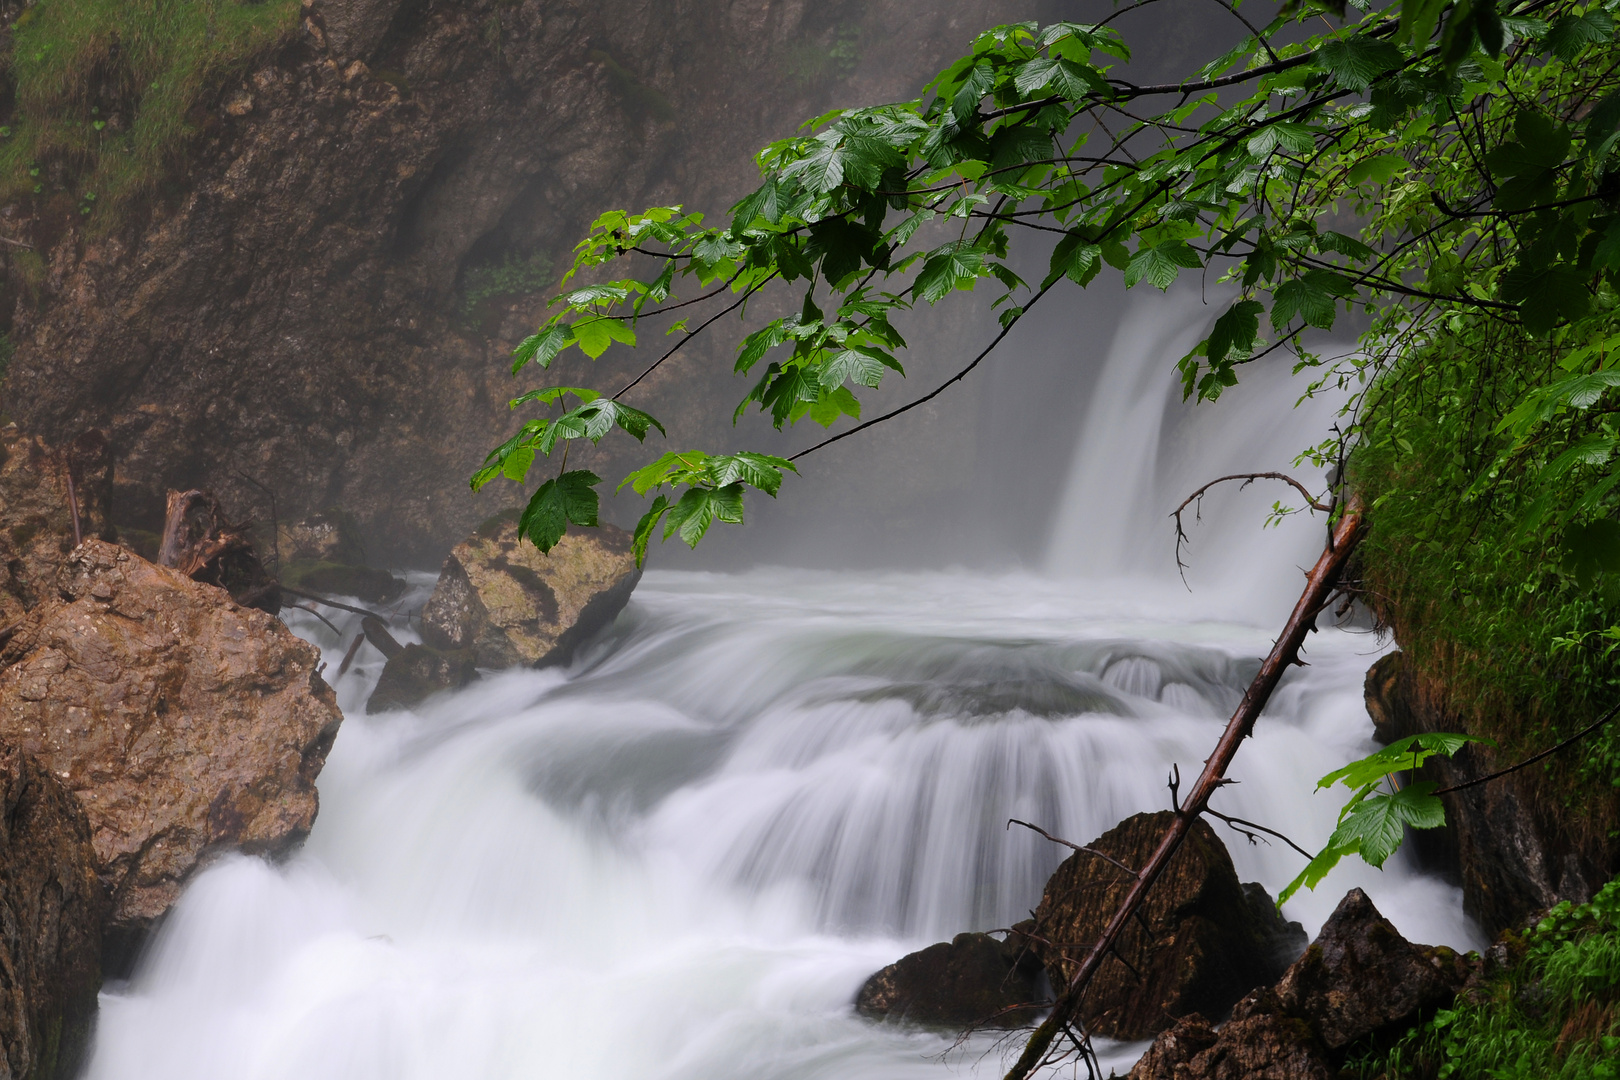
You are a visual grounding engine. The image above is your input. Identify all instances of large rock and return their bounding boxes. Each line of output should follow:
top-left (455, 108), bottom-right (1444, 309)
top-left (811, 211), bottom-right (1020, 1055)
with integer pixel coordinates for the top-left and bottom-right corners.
top-left (309, 0), bottom-right (405, 60)
top-left (0, 427), bottom-right (113, 625)
top-left (1274, 887), bottom-right (1470, 1050)
top-left (1128, 991), bottom-right (1332, 1080)
top-left (855, 926), bottom-right (1044, 1029)
top-left (1032, 811), bottom-right (1305, 1039)
top-left (366, 643), bottom-right (479, 713)
top-left (0, 745), bottom-right (105, 1080)
top-left (420, 513), bottom-right (641, 669)
top-left (0, 540), bottom-right (343, 950)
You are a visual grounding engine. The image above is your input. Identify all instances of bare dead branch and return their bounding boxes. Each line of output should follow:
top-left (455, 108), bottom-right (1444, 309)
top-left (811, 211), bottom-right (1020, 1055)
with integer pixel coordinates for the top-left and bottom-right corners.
top-left (336, 633), bottom-right (366, 677)
top-left (1171, 472), bottom-right (1332, 584)
top-left (291, 603), bottom-right (343, 637)
top-left (1007, 819), bottom-right (1139, 876)
top-left (1201, 806), bottom-right (1316, 860)
top-left (279, 585), bottom-right (386, 620)
top-left (1003, 495), bottom-right (1367, 1080)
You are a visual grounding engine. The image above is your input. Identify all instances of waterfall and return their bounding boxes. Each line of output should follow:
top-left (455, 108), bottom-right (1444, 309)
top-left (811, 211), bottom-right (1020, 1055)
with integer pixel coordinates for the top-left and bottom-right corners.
top-left (85, 306), bottom-right (1479, 1080)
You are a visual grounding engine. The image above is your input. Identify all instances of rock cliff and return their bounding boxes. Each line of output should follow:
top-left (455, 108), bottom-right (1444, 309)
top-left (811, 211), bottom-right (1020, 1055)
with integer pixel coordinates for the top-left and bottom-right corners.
top-left (0, 0), bottom-right (1053, 566)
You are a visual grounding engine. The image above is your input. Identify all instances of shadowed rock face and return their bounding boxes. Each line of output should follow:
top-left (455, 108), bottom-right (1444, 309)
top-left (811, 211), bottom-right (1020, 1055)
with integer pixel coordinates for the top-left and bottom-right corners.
top-left (0, 427), bottom-right (114, 625)
top-left (1127, 992), bottom-right (1332, 1080)
top-left (1, 0), bottom-right (1046, 566)
top-left (854, 926), bottom-right (1045, 1029)
top-left (0, 745), bottom-right (105, 1080)
top-left (419, 513), bottom-right (640, 668)
top-left (0, 540), bottom-right (343, 944)
top-left (1032, 811), bottom-right (1306, 1040)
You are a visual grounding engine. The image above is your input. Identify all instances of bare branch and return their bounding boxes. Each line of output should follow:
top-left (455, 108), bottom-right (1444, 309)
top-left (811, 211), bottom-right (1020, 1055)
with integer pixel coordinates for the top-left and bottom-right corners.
top-left (1007, 818), bottom-right (1139, 876)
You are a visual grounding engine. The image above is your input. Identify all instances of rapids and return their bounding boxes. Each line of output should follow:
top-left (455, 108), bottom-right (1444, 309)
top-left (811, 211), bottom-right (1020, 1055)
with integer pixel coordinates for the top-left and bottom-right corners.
top-left (85, 301), bottom-right (1483, 1079)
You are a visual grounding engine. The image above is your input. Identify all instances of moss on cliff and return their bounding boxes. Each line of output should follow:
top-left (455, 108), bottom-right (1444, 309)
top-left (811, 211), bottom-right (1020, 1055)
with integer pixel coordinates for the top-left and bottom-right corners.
top-left (1, 0), bottom-right (300, 221)
top-left (1350, 313), bottom-right (1620, 797)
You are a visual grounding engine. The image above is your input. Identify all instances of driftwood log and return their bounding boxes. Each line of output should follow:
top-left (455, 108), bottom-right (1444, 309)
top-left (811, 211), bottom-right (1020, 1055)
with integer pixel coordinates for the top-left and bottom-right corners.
top-left (156, 490), bottom-right (281, 614)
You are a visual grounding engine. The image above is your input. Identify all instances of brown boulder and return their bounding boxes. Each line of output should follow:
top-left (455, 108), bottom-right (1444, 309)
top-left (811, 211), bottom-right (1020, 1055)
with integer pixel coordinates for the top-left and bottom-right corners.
top-left (1033, 811), bottom-right (1304, 1039)
top-left (0, 427), bottom-right (113, 624)
top-left (0, 540), bottom-right (343, 948)
top-left (1274, 887), bottom-right (1471, 1050)
top-left (420, 513), bottom-right (641, 669)
top-left (0, 745), bottom-right (105, 1080)
top-left (1129, 991), bottom-right (1332, 1080)
top-left (366, 643), bottom-right (479, 713)
top-left (855, 926), bottom-right (1045, 1030)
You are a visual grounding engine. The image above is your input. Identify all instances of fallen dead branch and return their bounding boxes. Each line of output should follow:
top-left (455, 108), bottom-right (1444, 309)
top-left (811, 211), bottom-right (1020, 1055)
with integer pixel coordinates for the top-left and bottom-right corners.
top-left (1171, 472), bottom-right (1332, 583)
top-left (1003, 493), bottom-right (1366, 1080)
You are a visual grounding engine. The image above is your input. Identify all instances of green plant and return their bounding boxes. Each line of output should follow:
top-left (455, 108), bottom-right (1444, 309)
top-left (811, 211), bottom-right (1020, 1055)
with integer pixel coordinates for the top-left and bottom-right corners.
top-left (784, 23), bottom-right (863, 87)
top-left (1, 0), bottom-right (301, 222)
top-left (461, 250), bottom-right (556, 321)
top-left (1351, 876), bottom-right (1620, 1079)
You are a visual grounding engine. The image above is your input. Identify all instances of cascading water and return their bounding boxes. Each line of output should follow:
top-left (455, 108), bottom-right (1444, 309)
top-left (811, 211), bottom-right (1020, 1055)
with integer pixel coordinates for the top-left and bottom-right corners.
top-left (86, 302), bottom-right (1481, 1080)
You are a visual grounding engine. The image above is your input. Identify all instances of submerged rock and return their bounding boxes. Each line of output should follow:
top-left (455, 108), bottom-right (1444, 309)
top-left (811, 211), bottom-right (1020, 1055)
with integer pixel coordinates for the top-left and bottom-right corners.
top-left (366, 643), bottom-right (479, 713)
top-left (855, 925), bottom-right (1045, 1029)
top-left (1032, 811), bottom-right (1305, 1039)
top-left (274, 507), bottom-right (368, 565)
top-left (0, 541), bottom-right (343, 949)
top-left (420, 512), bottom-right (640, 669)
top-left (0, 745), bottom-right (105, 1080)
top-left (0, 427), bottom-right (113, 624)
top-left (1274, 887), bottom-right (1471, 1050)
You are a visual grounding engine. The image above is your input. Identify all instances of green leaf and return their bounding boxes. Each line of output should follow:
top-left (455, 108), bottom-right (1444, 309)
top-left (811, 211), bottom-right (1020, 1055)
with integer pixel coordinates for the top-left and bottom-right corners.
top-left (1208, 299), bottom-right (1262, 366)
top-left (632, 495), bottom-right (669, 566)
top-left (1123, 241), bottom-right (1201, 290)
top-left (1346, 154), bottom-right (1405, 186)
top-left (1562, 519), bottom-right (1620, 587)
top-left (512, 324), bottom-right (575, 373)
top-left (520, 470), bottom-right (601, 553)
top-left (571, 315), bottom-right (637, 359)
top-left (1318, 37), bottom-right (1403, 93)
top-left (1047, 232), bottom-right (1102, 287)
top-left (663, 483), bottom-right (746, 547)
top-left (708, 452), bottom-right (797, 496)
top-left (1277, 844), bottom-right (1347, 906)
top-left (820, 348), bottom-right (890, 389)
top-left (1544, 11), bottom-right (1614, 60)
top-left (914, 245), bottom-right (985, 302)
top-left (1317, 732), bottom-right (1485, 792)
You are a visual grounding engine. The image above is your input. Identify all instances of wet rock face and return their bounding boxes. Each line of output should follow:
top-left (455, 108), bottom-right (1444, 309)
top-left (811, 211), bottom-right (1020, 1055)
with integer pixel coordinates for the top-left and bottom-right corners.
top-left (855, 926), bottom-right (1045, 1029)
top-left (366, 643), bottom-right (478, 713)
top-left (0, 746), bottom-right (105, 1080)
top-left (420, 514), bottom-right (640, 668)
top-left (3, 0), bottom-right (1035, 564)
top-left (1363, 650), bottom-right (1616, 936)
top-left (0, 428), bottom-right (114, 624)
top-left (1129, 888), bottom-right (1471, 1077)
top-left (1274, 887), bottom-right (1470, 1050)
top-left (1032, 811), bottom-right (1306, 1040)
top-left (1127, 992), bottom-right (1332, 1080)
top-left (0, 540), bottom-right (343, 941)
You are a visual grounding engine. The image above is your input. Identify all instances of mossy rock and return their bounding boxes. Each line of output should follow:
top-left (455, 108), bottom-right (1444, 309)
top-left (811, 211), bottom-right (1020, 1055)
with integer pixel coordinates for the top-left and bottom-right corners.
top-left (281, 560), bottom-right (404, 604)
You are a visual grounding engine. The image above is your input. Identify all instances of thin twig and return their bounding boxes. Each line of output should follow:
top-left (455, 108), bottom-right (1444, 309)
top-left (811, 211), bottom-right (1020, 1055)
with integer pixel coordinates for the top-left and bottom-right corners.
top-left (336, 633), bottom-right (367, 677)
top-left (1435, 702), bottom-right (1620, 795)
top-left (290, 603), bottom-right (343, 637)
top-left (279, 585), bottom-right (386, 620)
top-left (1171, 472), bottom-right (1332, 584)
top-left (64, 470), bottom-right (83, 548)
top-left (1007, 819), bottom-right (1139, 876)
top-left (1201, 806), bottom-right (1316, 860)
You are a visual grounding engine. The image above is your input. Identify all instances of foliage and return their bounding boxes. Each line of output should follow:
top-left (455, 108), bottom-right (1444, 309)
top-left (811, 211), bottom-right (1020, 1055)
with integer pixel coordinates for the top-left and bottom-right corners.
top-left (1, 0), bottom-right (301, 221)
top-left (1349, 875), bottom-right (1620, 1080)
top-left (478, 0), bottom-right (1620, 573)
top-left (1279, 732), bottom-right (1486, 903)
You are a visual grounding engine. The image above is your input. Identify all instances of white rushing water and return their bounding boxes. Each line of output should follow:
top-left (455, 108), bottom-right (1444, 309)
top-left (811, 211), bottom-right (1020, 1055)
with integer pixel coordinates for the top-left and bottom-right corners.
top-left (86, 302), bottom-right (1482, 1080)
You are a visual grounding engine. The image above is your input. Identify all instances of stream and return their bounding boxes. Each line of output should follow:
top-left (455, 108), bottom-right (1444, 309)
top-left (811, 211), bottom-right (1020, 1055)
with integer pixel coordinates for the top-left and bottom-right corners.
top-left (84, 300), bottom-right (1484, 1079)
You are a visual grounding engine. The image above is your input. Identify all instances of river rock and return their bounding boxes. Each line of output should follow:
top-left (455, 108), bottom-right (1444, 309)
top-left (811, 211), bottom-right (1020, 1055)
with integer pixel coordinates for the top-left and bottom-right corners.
top-left (281, 559), bottom-right (405, 605)
top-left (0, 540), bottom-right (343, 947)
top-left (0, 745), bottom-right (105, 1080)
top-left (855, 925), bottom-right (1044, 1029)
top-left (1274, 887), bottom-right (1471, 1050)
top-left (1032, 811), bottom-right (1305, 1039)
top-left (0, 427), bottom-right (113, 625)
top-left (1128, 991), bottom-right (1332, 1080)
top-left (419, 513), bottom-right (641, 669)
top-left (366, 643), bottom-right (479, 713)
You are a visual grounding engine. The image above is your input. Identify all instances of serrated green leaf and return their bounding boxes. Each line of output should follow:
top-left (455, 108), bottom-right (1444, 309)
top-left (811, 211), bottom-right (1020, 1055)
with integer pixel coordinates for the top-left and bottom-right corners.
top-left (572, 315), bottom-right (637, 359)
top-left (520, 469), bottom-right (601, 553)
top-left (1208, 299), bottom-right (1262, 366)
top-left (512, 325), bottom-right (576, 373)
top-left (1318, 37), bottom-right (1402, 93)
top-left (1124, 241), bottom-right (1201, 290)
top-left (663, 483), bottom-right (746, 547)
top-left (632, 495), bottom-right (668, 566)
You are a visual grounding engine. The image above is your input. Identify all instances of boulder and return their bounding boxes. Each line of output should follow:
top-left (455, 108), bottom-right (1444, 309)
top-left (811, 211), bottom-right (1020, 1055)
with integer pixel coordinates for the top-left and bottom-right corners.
top-left (0, 745), bottom-right (106, 1080)
top-left (309, 0), bottom-right (405, 60)
top-left (1129, 991), bottom-right (1332, 1080)
top-left (1274, 887), bottom-right (1471, 1050)
top-left (855, 925), bottom-right (1045, 1029)
top-left (366, 643), bottom-right (478, 713)
top-left (0, 427), bottom-right (113, 625)
top-left (420, 512), bottom-right (641, 669)
top-left (0, 540), bottom-right (344, 953)
top-left (275, 507), bottom-right (368, 566)
top-left (1032, 811), bottom-right (1305, 1039)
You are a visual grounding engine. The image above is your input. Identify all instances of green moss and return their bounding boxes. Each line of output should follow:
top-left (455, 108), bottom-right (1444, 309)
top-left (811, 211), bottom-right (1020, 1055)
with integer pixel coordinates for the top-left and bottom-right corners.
top-left (1, 0), bottom-right (302, 224)
top-left (783, 23), bottom-right (862, 87)
top-left (1348, 876), bottom-right (1620, 1079)
top-left (1350, 311), bottom-right (1620, 791)
top-left (460, 250), bottom-right (554, 323)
